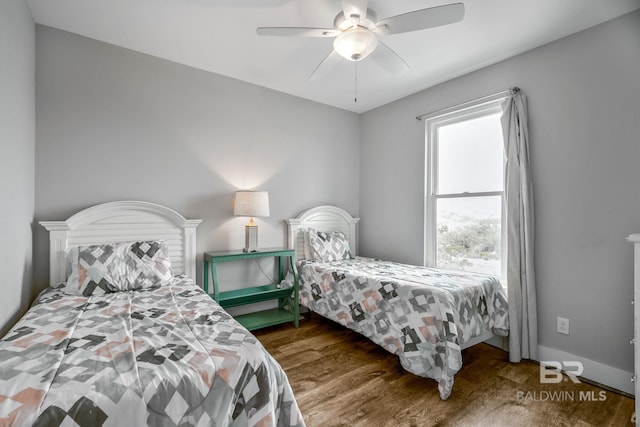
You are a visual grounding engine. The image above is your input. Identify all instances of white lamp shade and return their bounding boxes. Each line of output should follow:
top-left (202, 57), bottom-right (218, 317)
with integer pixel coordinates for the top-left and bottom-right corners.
top-left (234, 191), bottom-right (270, 217)
top-left (333, 27), bottom-right (378, 61)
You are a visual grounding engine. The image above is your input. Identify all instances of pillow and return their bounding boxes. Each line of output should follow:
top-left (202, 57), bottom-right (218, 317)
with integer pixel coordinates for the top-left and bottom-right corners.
top-left (294, 229), bottom-right (315, 263)
top-left (307, 229), bottom-right (353, 262)
top-left (302, 229), bottom-right (315, 261)
top-left (127, 240), bottom-right (173, 287)
top-left (64, 240), bottom-right (173, 296)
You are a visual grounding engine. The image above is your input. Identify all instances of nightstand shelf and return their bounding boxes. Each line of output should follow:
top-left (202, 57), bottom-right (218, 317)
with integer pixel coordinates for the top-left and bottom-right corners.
top-left (217, 284), bottom-right (294, 308)
top-left (233, 308), bottom-right (298, 331)
top-left (203, 248), bottom-right (299, 331)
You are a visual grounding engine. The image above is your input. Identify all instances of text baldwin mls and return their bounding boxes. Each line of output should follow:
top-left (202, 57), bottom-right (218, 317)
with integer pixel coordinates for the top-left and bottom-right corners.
top-left (516, 390), bottom-right (607, 402)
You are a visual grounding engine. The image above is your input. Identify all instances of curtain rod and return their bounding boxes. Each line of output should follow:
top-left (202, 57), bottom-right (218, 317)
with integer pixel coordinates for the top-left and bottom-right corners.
top-left (415, 86), bottom-right (520, 121)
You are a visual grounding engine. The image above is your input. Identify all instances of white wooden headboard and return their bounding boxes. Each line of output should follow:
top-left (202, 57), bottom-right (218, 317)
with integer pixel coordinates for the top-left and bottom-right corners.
top-left (40, 201), bottom-right (202, 285)
top-left (285, 205), bottom-right (360, 263)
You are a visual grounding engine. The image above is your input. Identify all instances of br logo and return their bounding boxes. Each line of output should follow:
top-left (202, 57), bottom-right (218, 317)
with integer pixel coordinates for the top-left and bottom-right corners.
top-left (540, 361), bottom-right (583, 383)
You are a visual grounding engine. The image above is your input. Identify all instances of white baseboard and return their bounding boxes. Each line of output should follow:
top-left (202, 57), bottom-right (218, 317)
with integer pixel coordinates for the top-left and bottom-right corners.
top-left (538, 345), bottom-right (634, 395)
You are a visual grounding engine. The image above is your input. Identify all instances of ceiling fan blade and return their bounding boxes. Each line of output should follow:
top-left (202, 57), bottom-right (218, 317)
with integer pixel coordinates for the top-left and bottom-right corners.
top-left (308, 50), bottom-right (342, 81)
top-left (377, 3), bottom-right (464, 35)
top-left (341, 0), bottom-right (369, 21)
top-left (256, 27), bottom-right (338, 37)
top-left (369, 42), bottom-right (410, 75)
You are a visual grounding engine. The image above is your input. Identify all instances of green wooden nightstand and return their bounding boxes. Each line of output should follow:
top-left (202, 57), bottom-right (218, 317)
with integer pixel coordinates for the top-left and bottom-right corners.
top-left (203, 248), bottom-right (299, 331)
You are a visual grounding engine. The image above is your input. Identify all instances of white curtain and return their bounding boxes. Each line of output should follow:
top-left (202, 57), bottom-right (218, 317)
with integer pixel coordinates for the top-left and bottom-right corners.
top-left (501, 89), bottom-right (538, 363)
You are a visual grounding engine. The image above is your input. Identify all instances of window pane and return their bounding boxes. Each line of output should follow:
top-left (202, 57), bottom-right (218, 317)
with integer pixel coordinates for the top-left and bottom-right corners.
top-left (436, 113), bottom-right (504, 194)
top-left (436, 196), bottom-right (502, 276)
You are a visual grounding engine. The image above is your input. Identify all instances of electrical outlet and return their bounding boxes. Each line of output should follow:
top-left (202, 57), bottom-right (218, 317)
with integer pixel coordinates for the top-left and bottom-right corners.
top-left (557, 317), bottom-right (570, 335)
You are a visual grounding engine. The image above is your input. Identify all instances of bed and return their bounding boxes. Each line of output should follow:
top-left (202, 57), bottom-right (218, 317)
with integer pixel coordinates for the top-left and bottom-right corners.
top-left (285, 205), bottom-right (509, 400)
top-left (0, 201), bottom-right (304, 427)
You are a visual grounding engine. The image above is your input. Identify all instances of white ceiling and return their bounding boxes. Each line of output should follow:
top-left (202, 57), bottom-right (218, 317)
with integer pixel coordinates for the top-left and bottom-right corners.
top-left (27, 0), bottom-right (640, 113)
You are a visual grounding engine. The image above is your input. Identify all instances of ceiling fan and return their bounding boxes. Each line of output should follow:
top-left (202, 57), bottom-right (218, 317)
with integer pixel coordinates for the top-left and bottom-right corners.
top-left (257, 1), bottom-right (465, 80)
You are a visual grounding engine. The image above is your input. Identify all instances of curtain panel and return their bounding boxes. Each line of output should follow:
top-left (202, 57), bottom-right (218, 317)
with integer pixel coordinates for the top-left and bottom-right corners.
top-left (501, 90), bottom-right (538, 363)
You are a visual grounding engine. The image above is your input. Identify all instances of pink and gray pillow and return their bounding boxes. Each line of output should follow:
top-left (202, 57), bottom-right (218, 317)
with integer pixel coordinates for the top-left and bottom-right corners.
top-left (307, 229), bottom-right (353, 262)
top-left (64, 240), bottom-right (173, 296)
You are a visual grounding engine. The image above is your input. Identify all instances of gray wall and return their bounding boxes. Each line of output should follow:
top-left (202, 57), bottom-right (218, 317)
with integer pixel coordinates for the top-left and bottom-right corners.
top-left (360, 10), bottom-right (640, 375)
top-left (35, 26), bottom-right (360, 292)
top-left (0, 1), bottom-right (35, 336)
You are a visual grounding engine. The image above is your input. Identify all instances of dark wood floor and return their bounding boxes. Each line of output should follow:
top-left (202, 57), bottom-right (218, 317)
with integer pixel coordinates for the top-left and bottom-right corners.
top-left (253, 315), bottom-right (635, 427)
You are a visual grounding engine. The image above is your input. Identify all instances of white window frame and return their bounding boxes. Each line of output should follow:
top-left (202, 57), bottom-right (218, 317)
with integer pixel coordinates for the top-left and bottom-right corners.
top-left (424, 97), bottom-right (507, 278)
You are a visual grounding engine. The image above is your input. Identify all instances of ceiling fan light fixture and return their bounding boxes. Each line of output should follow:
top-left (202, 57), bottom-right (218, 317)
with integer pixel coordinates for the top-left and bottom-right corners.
top-left (333, 27), bottom-right (377, 61)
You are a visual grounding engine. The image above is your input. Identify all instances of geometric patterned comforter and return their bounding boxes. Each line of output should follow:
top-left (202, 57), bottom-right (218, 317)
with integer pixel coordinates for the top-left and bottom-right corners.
top-left (0, 276), bottom-right (305, 427)
top-left (298, 257), bottom-right (509, 400)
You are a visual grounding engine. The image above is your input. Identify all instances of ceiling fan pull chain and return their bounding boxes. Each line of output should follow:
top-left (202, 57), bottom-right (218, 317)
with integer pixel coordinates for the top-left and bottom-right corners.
top-left (354, 61), bottom-right (358, 103)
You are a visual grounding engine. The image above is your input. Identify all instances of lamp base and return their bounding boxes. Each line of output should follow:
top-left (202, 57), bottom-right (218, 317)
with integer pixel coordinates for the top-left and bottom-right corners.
top-left (244, 224), bottom-right (259, 252)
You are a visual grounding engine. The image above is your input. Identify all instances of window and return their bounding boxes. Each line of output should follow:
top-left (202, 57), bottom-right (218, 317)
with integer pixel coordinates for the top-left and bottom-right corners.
top-left (425, 99), bottom-right (506, 278)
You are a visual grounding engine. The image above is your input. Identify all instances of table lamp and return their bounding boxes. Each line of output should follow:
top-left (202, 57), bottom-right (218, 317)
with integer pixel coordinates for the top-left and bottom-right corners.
top-left (234, 190), bottom-right (270, 252)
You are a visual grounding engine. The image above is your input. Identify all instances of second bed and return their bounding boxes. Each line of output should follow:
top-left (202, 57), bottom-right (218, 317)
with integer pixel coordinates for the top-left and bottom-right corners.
top-left (286, 205), bottom-right (509, 400)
